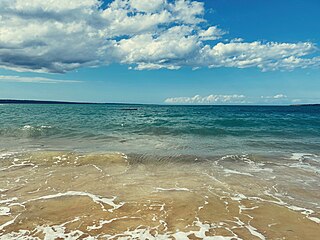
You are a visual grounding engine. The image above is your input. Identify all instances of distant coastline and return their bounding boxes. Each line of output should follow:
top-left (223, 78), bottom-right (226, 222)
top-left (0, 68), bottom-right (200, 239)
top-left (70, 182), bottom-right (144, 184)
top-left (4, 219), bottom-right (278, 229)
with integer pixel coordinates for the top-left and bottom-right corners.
top-left (290, 104), bottom-right (320, 107)
top-left (0, 99), bottom-right (99, 104)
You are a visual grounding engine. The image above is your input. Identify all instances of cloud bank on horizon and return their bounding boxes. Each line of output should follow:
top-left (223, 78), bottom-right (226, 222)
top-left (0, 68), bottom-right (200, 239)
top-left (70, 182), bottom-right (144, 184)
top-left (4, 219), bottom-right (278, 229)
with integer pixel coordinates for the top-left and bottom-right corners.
top-left (165, 94), bottom-right (247, 104)
top-left (0, 0), bottom-right (320, 73)
top-left (164, 94), bottom-right (293, 104)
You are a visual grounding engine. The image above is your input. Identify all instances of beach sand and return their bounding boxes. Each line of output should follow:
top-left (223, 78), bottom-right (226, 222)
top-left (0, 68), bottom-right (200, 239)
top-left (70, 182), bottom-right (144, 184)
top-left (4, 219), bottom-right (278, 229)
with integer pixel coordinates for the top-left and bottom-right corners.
top-left (0, 151), bottom-right (319, 239)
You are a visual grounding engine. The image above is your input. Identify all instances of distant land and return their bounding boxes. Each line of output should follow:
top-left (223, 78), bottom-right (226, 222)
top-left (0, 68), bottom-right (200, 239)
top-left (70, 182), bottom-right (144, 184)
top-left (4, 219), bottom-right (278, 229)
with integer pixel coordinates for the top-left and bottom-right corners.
top-left (290, 104), bottom-right (320, 107)
top-left (0, 99), bottom-right (99, 104)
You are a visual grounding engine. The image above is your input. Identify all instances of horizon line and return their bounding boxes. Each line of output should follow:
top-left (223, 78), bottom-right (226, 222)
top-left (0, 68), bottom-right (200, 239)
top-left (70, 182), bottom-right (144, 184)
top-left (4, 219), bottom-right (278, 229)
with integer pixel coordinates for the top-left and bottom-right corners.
top-left (0, 99), bottom-right (319, 107)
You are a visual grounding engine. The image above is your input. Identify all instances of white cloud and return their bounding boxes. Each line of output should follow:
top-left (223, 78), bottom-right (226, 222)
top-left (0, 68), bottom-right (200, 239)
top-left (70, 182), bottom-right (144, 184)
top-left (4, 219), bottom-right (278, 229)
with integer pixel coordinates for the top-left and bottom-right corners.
top-left (273, 94), bottom-right (287, 99)
top-left (165, 94), bottom-right (247, 104)
top-left (258, 93), bottom-right (291, 104)
top-left (261, 94), bottom-right (287, 99)
top-left (129, 0), bottom-right (165, 13)
top-left (199, 26), bottom-right (226, 41)
top-left (165, 93), bottom-right (300, 105)
top-left (0, 75), bottom-right (81, 83)
top-left (198, 42), bottom-right (319, 71)
top-left (115, 25), bottom-right (200, 69)
top-left (0, 0), bottom-right (319, 73)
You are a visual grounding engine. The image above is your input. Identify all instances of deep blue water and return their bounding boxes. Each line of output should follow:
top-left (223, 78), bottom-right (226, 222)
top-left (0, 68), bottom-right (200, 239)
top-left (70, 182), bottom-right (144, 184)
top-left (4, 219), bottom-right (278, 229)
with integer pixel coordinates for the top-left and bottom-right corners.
top-left (0, 104), bottom-right (319, 156)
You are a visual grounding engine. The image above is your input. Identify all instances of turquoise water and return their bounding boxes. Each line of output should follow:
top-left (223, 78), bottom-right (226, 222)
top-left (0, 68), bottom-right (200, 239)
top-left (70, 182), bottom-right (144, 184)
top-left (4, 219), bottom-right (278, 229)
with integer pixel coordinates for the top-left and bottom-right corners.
top-left (0, 104), bottom-right (319, 157)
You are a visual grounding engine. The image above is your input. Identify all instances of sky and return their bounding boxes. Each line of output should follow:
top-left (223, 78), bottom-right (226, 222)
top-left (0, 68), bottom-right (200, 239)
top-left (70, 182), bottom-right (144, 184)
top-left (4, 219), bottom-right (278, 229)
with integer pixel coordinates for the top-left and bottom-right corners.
top-left (0, 0), bottom-right (319, 105)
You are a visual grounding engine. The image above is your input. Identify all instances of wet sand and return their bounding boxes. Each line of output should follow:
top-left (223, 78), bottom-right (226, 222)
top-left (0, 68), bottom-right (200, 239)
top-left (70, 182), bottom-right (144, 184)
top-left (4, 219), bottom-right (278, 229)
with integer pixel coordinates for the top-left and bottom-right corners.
top-left (0, 151), bottom-right (319, 239)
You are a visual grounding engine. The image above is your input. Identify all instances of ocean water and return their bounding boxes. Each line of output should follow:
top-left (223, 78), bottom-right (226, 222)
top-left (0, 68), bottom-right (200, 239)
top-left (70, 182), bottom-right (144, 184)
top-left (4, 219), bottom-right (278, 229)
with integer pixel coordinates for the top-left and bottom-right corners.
top-left (0, 104), bottom-right (319, 155)
top-left (0, 104), bottom-right (319, 239)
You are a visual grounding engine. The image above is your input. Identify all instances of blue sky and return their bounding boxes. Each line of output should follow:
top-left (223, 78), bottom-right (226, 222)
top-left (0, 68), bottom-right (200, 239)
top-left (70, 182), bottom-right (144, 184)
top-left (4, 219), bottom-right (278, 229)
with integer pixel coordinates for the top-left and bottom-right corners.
top-left (0, 0), bottom-right (319, 104)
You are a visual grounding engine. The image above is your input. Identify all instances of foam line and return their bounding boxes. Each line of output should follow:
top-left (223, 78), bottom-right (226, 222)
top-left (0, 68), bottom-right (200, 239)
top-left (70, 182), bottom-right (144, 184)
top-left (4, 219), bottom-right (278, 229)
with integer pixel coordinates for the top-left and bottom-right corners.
top-left (23, 191), bottom-right (124, 212)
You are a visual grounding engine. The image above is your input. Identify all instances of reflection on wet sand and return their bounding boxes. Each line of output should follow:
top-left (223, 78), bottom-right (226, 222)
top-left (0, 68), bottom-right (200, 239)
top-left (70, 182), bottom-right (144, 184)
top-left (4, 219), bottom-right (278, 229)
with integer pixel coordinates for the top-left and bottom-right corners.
top-left (0, 151), bottom-right (319, 239)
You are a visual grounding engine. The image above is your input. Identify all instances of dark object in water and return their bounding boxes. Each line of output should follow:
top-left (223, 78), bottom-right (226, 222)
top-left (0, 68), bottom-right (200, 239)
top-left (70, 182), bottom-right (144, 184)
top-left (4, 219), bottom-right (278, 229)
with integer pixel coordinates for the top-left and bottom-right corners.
top-left (290, 104), bottom-right (320, 107)
top-left (121, 108), bottom-right (138, 111)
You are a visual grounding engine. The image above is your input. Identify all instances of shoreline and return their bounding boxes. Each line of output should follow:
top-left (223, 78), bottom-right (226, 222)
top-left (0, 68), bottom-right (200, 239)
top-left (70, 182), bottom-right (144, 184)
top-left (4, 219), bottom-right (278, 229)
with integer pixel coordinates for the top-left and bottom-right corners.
top-left (0, 104), bottom-right (319, 239)
top-left (0, 150), bottom-right (319, 239)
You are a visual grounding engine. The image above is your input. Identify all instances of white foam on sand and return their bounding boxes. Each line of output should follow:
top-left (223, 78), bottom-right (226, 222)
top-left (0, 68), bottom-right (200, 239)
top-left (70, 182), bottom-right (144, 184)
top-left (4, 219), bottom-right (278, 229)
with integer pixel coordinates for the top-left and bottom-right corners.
top-left (230, 193), bottom-right (247, 201)
top-left (288, 153), bottom-right (320, 173)
top-left (0, 230), bottom-right (34, 240)
top-left (245, 225), bottom-right (266, 240)
top-left (0, 214), bottom-right (21, 231)
top-left (0, 218), bottom-right (86, 240)
top-left (103, 218), bottom-right (242, 240)
top-left (0, 152), bottom-right (19, 159)
top-left (22, 191), bottom-right (124, 212)
top-left (230, 189), bottom-right (320, 225)
top-left (232, 217), bottom-right (266, 240)
top-left (154, 187), bottom-right (191, 192)
top-left (87, 216), bottom-right (141, 231)
top-left (0, 162), bottom-right (35, 172)
top-left (2, 218), bottom-right (243, 240)
top-left (219, 154), bottom-right (274, 176)
top-left (261, 190), bottom-right (320, 224)
top-left (0, 207), bottom-right (11, 216)
top-left (223, 169), bottom-right (253, 177)
top-left (35, 217), bottom-right (84, 240)
top-left (0, 197), bottom-right (18, 204)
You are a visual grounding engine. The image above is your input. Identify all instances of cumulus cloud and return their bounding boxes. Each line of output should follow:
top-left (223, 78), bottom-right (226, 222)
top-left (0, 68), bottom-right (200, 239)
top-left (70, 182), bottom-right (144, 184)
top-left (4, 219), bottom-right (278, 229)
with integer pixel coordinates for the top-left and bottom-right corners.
top-left (165, 94), bottom-right (247, 104)
top-left (273, 94), bottom-right (287, 99)
top-left (257, 93), bottom-right (291, 104)
top-left (199, 26), bottom-right (226, 41)
top-left (0, 75), bottom-right (81, 83)
top-left (261, 94), bottom-right (288, 99)
top-left (0, 0), bottom-right (319, 73)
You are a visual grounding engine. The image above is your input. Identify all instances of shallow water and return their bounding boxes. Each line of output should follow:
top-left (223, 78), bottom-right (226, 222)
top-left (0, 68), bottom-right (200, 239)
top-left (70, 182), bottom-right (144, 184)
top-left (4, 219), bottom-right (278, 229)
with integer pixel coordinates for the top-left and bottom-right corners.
top-left (0, 151), bottom-right (319, 239)
top-left (0, 105), bottom-right (319, 239)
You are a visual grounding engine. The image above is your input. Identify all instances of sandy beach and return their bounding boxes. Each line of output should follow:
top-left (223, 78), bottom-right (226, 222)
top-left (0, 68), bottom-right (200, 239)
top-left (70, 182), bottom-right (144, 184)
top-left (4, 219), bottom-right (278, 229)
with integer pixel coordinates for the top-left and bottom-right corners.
top-left (0, 151), bottom-right (319, 239)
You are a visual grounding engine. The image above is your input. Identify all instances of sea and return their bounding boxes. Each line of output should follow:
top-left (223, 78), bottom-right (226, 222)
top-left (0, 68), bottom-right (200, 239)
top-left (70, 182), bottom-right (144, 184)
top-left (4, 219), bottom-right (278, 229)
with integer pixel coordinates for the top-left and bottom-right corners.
top-left (0, 104), bottom-right (319, 239)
